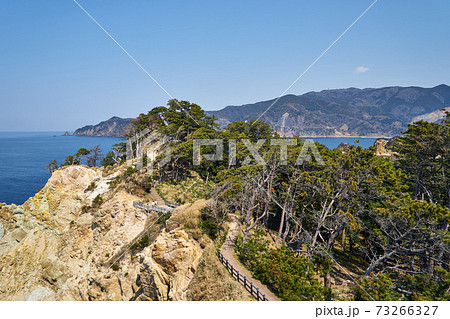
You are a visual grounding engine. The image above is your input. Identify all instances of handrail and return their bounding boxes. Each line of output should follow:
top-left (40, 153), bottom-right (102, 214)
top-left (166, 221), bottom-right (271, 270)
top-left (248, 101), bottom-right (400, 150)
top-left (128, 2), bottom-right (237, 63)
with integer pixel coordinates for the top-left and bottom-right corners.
top-left (165, 200), bottom-right (181, 208)
top-left (133, 201), bottom-right (174, 214)
top-left (217, 250), bottom-right (268, 301)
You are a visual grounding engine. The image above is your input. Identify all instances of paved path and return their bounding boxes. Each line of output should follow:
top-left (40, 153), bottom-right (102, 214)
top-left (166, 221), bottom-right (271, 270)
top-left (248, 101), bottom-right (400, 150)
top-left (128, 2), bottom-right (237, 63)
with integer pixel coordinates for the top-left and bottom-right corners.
top-left (220, 215), bottom-right (280, 301)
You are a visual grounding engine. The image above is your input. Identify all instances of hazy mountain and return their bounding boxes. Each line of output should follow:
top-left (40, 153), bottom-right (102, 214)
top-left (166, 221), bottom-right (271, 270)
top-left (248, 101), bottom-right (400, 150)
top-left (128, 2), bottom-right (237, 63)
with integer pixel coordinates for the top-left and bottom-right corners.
top-left (72, 116), bottom-right (132, 137)
top-left (207, 84), bottom-right (450, 137)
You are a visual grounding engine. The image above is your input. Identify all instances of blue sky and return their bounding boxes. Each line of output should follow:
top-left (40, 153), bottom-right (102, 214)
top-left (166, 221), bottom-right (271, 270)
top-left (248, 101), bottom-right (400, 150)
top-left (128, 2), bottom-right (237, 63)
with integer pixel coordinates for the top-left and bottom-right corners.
top-left (1, 0), bottom-right (449, 131)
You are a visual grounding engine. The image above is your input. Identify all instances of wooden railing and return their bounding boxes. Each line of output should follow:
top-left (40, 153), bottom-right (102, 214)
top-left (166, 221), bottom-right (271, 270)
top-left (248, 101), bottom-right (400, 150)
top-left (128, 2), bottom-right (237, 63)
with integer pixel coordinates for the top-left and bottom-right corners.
top-left (165, 200), bottom-right (181, 209)
top-left (217, 250), bottom-right (268, 301)
top-left (133, 201), bottom-right (174, 214)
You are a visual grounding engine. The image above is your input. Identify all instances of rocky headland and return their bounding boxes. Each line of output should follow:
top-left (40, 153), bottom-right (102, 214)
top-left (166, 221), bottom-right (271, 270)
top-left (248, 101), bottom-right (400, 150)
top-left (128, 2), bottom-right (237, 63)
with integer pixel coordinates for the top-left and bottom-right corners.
top-left (72, 117), bottom-right (132, 137)
top-left (0, 165), bottom-right (249, 301)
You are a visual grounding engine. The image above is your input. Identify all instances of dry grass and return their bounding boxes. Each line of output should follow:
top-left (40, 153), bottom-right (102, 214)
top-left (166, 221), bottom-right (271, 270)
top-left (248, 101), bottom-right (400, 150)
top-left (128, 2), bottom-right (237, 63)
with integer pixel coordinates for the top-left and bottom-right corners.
top-left (168, 199), bottom-right (210, 247)
top-left (187, 244), bottom-right (254, 301)
top-left (169, 199), bottom-right (208, 230)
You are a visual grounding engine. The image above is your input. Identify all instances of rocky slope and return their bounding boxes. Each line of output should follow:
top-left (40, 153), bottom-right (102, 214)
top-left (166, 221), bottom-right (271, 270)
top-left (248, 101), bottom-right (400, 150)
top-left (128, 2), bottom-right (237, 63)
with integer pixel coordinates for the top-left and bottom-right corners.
top-left (208, 84), bottom-right (450, 137)
top-left (72, 117), bottom-right (132, 137)
top-left (0, 165), bottom-right (248, 301)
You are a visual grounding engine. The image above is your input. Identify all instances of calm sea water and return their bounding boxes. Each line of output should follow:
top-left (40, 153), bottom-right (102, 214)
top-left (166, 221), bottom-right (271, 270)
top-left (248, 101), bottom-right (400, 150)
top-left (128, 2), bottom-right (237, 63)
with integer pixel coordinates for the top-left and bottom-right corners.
top-left (311, 137), bottom-right (377, 149)
top-left (0, 132), bottom-right (122, 205)
top-left (0, 132), bottom-right (376, 205)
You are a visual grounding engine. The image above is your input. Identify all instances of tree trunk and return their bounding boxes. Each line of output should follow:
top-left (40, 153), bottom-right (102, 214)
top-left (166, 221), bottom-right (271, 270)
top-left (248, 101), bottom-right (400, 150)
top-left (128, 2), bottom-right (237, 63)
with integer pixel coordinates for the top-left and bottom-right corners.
top-left (324, 272), bottom-right (332, 301)
top-left (276, 207), bottom-right (286, 246)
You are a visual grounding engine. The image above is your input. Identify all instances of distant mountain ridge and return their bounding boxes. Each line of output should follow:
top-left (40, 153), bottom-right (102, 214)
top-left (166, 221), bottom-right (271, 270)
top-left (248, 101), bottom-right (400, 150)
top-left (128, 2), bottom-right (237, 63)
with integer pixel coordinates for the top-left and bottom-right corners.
top-left (207, 84), bottom-right (450, 137)
top-left (73, 116), bottom-right (132, 137)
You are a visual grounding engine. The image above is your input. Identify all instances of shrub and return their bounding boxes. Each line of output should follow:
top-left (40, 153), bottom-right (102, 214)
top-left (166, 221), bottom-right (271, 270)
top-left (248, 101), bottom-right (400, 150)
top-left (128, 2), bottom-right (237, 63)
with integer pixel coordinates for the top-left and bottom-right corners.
top-left (353, 273), bottom-right (400, 301)
top-left (107, 177), bottom-right (121, 189)
top-left (101, 151), bottom-right (116, 167)
top-left (141, 176), bottom-right (154, 193)
top-left (81, 205), bottom-right (91, 213)
top-left (85, 182), bottom-right (96, 192)
top-left (92, 195), bottom-right (103, 207)
top-left (125, 166), bottom-right (137, 177)
top-left (354, 269), bottom-right (450, 301)
top-left (237, 230), bottom-right (327, 301)
top-left (199, 205), bottom-right (227, 240)
top-left (130, 234), bottom-right (150, 251)
top-left (200, 211), bottom-right (220, 239)
top-left (111, 264), bottom-right (120, 271)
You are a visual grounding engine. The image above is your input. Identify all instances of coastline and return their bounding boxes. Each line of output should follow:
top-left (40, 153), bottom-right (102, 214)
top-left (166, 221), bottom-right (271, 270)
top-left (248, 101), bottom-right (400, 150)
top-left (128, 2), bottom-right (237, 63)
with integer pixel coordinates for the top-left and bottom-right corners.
top-left (296, 135), bottom-right (392, 139)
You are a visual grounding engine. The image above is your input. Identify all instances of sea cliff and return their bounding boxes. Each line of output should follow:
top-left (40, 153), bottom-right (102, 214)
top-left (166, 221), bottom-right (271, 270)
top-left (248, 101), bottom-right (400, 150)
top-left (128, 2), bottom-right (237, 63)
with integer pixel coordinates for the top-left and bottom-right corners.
top-left (0, 165), bottom-right (248, 300)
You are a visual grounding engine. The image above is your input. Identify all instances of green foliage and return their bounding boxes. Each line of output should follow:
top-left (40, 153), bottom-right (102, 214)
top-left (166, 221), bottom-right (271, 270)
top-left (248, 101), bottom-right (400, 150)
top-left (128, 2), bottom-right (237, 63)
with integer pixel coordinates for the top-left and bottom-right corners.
top-left (64, 155), bottom-right (78, 166)
top-left (130, 234), bottom-right (150, 251)
top-left (107, 177), bottom-right (121, 189)
top-left (128, 99), bottom-right (217, 141)
top-left (125, 166), bottom-right (137, 177)
top-left (353, 261), bottom-right (450, 301)
top-left (140, 175), bottom-right (153, 193)
top-left (101, 142), bottom-right (126, 167)
top-left (403, 268), bottom-right (450, 301)
top-left (75, 148), bottom-right (90, 163)
top-left (391, 111), bottom-right (450, 208)
top-left (46, 159), bottom-right (58, 174)
top-left (258, 247), bottom-right (329, 301)
top-left (353, 273), bottom-right (400, 301)
top-left (237, 229), bottom-right (327, 300)
top-left (101, 151), bottom-right (116, 167)
top-left (84, 182), bottom-right (96, 192)
top-left (111, 264), bottom-right (120, 271)
top-left (200, 208), bottom-right (220, 240)
top-left (81, 205), bottom-right (91, 213)
top-left (236, 228), bottom-right (269, 268)
top-left (312, 254), bottom-right (334, 278)
top-left (92, 195), bottom-right (103, 207)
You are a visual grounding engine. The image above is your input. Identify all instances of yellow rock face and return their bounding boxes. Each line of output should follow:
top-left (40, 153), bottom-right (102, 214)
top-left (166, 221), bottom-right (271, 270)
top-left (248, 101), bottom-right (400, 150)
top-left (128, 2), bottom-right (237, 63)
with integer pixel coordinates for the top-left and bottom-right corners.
top-left (135, 228), bottom-right (203, 301)
top-left (0, 165), bottom-right (207, 301)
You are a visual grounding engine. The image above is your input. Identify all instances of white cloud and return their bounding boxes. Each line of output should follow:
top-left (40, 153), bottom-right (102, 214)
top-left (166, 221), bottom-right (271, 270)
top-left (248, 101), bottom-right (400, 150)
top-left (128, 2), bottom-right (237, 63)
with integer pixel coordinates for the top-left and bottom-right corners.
top-left (354, 66), bottom-right (369, 74)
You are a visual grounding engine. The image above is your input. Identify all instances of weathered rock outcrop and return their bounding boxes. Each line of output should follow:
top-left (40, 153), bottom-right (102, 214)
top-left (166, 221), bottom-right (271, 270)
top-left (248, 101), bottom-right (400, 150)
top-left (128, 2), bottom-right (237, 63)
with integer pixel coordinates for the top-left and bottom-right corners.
top-left (374, 138), bottom-right (396, 157)
top-left (0, 165), bottom-right (152, 300)
top-left (0, 165), bottom-right (227, 301)
top-left (134, 226), bottom-right (202, 301)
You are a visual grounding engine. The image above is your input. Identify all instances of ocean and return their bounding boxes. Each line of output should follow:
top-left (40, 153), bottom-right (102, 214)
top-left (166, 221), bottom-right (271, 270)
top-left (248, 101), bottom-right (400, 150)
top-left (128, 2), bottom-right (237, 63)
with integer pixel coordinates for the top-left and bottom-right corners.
top-left (0, 132), bottom-right (377, 205)
top-left (0, 132), bottom-right (122, 205)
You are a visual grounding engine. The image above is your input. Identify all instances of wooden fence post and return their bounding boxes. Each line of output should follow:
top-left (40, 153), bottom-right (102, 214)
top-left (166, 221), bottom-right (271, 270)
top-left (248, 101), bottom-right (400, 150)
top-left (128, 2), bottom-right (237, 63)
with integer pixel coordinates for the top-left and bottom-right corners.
top-left (217, 249), bottom-right (268, 301)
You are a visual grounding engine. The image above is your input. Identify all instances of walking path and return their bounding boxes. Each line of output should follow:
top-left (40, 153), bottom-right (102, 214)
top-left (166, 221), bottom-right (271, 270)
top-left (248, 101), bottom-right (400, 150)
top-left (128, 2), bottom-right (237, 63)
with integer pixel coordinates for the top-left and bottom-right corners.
top-left (220, 215), bottom-right (280, 301)
top-left (150, 187), bottom-right (165, 206)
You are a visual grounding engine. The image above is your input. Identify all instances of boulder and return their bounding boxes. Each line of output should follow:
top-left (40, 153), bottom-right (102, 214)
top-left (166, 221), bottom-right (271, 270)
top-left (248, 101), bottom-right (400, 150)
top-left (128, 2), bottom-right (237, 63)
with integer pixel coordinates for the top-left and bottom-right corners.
top-left (134, 228), bottom-right (202, 301)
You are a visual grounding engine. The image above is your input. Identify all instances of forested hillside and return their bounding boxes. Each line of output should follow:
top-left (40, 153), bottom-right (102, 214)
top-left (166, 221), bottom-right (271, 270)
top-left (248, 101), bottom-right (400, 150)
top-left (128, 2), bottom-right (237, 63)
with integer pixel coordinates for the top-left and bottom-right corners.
top-left (63, 99), bottom-right (450, 301)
